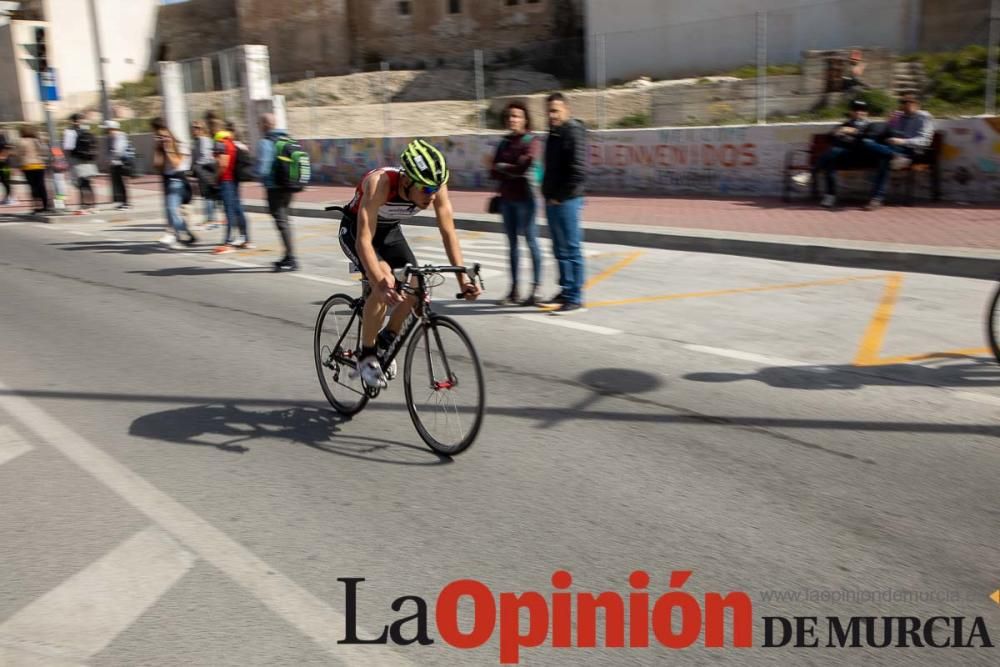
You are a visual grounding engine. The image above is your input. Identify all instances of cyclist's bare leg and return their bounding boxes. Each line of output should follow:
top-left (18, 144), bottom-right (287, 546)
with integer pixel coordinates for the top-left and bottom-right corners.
top-left (385, 276), bottom-right (417, 335)
top-left (360, 259), bottom-right (394, 349)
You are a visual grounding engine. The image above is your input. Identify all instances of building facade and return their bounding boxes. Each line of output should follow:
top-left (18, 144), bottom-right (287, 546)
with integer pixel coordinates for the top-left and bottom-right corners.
top-left (157, 0), bottom-right (583, 81)
top-left (0, 0), bottom-right (159, 121)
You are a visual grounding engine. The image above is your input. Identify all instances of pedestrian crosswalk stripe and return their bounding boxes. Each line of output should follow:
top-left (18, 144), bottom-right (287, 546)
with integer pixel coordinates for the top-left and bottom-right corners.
top-left (0, 526), bottom-right (195, 663)
top-left (0, 424), bottom-right (32, 467)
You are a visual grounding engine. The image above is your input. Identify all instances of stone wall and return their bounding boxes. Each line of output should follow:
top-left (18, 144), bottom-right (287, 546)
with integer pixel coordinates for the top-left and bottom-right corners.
top-left (919, 0), bottom-right (990, 52)
top-left (155, 0), bottom-right (239, 62)
top-left (350, 0), bottom-right (580, 70)
top-left (236, 0), bottom-right (351, 80)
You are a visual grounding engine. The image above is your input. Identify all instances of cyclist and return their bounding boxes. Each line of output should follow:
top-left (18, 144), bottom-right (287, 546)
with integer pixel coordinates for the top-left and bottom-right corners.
top-left (339, 139), bottom-right (482, 388)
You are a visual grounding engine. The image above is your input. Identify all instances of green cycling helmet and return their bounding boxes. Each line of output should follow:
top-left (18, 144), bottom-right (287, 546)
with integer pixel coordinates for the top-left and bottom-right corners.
top-left (400, 139), bottom-right (449, 189)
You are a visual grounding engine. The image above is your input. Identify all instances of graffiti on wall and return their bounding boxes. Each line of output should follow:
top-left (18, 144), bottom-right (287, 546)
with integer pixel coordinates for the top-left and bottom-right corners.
top-left (298, 118), bottom-right (1000, 201)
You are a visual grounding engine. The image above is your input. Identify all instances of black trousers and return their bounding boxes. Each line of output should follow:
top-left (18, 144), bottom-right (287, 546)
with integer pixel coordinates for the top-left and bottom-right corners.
top-left (111, 164), bottom-right (128, 205)
top-left (24, 169), bottom-right (48, 210)
top-left (267, 188), bottom-right (295, 260)
top-left (0, 163), bottom-right (11, 199)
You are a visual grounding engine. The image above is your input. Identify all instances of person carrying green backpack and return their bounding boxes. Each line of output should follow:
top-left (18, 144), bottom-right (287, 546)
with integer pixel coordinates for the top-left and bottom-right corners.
top-left (257, 113), bottom-right (311, 272)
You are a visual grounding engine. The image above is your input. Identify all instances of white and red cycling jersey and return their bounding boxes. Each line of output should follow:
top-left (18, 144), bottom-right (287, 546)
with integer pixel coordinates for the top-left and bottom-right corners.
top-left (346, 167), bottom-right (421, 224)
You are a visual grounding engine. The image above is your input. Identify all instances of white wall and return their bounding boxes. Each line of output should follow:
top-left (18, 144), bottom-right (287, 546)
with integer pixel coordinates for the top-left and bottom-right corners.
top-left (586, 0), bottom-right (920, 84)
top-left (42, 0), bottom-right (157, 107)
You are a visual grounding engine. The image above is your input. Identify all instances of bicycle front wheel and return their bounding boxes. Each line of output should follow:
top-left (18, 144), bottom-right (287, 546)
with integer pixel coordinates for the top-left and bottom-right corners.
top-left (403, 315), bottom-right (485, 455)
top-left (988, 283), bottom-right (1000, 365)
top-left (315, 293), bottom-right (369, 416)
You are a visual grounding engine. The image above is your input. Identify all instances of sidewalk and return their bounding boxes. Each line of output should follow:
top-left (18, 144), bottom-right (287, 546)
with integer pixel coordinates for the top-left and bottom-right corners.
top-left (10, 175), bottom-right (1000, 279)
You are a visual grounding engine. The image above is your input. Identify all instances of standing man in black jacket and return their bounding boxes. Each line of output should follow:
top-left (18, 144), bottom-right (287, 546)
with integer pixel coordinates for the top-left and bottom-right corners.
top-left (541, 93), bottom-right (588, 315)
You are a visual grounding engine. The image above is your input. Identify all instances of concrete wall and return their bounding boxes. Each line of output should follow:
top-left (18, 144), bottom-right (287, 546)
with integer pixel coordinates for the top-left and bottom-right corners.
top-left (585, 0), bottom-right (921, 84)
top-left (297, 117), bottom-right (1000, 202)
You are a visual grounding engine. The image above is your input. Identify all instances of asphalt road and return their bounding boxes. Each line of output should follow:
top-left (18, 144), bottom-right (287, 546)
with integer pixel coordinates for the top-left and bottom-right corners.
top-left (0, 211), bottom-right (998, 666)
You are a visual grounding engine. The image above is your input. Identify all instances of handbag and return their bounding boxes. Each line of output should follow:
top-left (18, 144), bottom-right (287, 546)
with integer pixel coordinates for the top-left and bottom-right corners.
top-left (487, 195), bottom-right (501, 214)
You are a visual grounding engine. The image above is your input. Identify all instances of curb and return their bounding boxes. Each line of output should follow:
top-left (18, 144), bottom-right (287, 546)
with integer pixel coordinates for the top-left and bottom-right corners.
top-left (242, 203), bottom-right (1000, 282)
top-left (16, 201), bottom-right (995, 281)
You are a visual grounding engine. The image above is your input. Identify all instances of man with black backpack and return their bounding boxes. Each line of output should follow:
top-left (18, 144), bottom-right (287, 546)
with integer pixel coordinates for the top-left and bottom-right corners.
top-left (257, 113), bottom-right (309, 272)
top-left (64, 113), bottom-right (97, 211)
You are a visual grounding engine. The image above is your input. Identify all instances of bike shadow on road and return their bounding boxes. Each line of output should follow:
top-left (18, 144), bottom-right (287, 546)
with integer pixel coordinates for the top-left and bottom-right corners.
top-left (683, 356), bottom-right (1000, 392)
top-left (128, 266), bottom-right (274, 277)
top-left (129, 403), bottom-right (452, 466)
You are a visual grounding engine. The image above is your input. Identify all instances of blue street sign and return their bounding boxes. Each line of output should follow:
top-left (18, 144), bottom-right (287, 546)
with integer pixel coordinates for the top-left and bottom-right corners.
top-left (38, 68), bottom-right (59, 102)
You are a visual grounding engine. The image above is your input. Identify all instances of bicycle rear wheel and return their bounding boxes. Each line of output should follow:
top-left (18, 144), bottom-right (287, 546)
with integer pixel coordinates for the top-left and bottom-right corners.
top-left (403, 315), bottom-right (485, 455)
top-left (988, 283), bottom-right (1000, 365)
top-left (315, 293), bottom-right (369, 415)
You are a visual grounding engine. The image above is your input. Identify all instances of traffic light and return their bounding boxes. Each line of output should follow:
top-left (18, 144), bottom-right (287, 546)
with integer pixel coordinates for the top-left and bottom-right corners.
top-left (21, 25), bottom-right (48, 72)
top-left (34, 26), bottom-right (47, 72)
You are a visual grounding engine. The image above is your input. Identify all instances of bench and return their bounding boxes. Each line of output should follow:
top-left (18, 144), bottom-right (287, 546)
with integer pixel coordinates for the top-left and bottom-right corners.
top-left (783, 131), bottom-right (943, 204)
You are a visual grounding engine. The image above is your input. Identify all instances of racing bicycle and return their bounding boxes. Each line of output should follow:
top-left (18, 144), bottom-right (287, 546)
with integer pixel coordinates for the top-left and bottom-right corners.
top-left (313, 223), bottom-right (486, 454)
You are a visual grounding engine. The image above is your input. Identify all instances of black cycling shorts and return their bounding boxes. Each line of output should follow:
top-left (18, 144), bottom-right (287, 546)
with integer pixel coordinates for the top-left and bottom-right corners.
top-left (339, 217), bottom-right (417, 276)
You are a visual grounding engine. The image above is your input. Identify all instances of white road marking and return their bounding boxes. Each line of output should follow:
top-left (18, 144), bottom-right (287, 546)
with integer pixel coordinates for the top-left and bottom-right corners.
top-left (0, 527), bottom-right (194, 662)
top-left (683, 344), bottom-right (808, 368)
top-left (0, 645), bottom-right (83, 666)
top-left (215, 258), bottom-right (260, 269)
top-left (0, 377), bottom-right (414, 667)
top-left (0, 424), bottom-right (33, 467)
top-left (950, 390), bottom-right (1000, 407)
top-left (415, 250), bottom-right (508, 269)
top-left (294, 272), bottom-right (356, 287)
top-left (68, 231), bottom-right (91, 237)
top-left (513, 314), bottom-right (622, 335)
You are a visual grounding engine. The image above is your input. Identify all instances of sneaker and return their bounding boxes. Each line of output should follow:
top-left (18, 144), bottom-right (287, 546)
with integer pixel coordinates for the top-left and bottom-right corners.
top-left (232, 235), bottom-right (246, 247)
top-left (158, 233), bottom-right (177, 245)
top-left (550, 302), bottom-right (587, 316)
top-left (820, 194), bottom-right (836, 208)
top-left (273, 258), bottom-right (299, 272)
top-left (237, 242), bottom-right (256, 250)
top-left (212, 245), bottom-right (235, 254)
top-left (890, 155), bottom-right (912, 171)
top-left (351, 355), bottom-right (387, 388)
top-left (499, 288), bottom-right (520, 306)
top-left (864, 198), bottom-right (884, 211)
top-left (180, 233), bottom-right (198, 246)
top-left (539, 292), bottom-right (566, 308)
top-left (791, 172), bottom-right (812, 187)
top-left (520, 286), bottom-right (541, 307)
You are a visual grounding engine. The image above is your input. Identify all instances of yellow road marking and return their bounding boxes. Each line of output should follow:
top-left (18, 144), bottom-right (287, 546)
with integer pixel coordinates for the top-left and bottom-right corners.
top-left (853, 274), bottom-right (904, 365)
top-left (584, 274), bottom-right (888, 310)
top-left (853, 274), bottom-right (990, 366)
top-left (583, 250), bottom-right (643, 291)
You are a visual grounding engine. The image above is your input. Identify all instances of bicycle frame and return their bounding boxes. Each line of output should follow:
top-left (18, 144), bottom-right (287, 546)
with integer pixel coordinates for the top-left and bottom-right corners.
top-left (325, 264), bottom-right (481, 389)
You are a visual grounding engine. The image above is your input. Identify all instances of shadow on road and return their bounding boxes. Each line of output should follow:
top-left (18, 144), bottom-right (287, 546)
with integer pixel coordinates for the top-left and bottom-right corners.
top-left (128, 266), bottom-right (273, 277)
top-left (684, 357), bottom-right (1000, 391)
top-left (129, 403), bottom-right (451, 466)
top-left (49, 240), bottom-right (180, 256)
